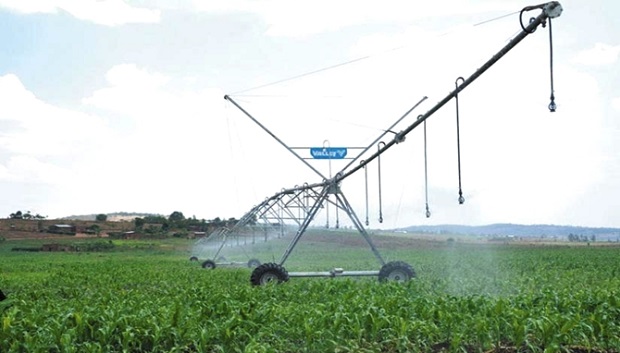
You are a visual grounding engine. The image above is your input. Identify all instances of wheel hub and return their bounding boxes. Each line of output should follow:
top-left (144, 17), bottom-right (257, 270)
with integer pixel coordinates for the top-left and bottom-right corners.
top-left (260, 272), bottom-right (279, 284)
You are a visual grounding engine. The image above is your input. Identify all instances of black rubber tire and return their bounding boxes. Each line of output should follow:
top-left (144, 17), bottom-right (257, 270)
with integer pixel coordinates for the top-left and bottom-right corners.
top-left (201, 260), bottom-right (216, 269)
top-left (247, 259), bottom-right (261, 268)
top-left (189, 256), bottom-right (198, 262)
top-left (250, 263), bottom-right (289, 286)
top-left (378, 261), bottom-right (415, 282)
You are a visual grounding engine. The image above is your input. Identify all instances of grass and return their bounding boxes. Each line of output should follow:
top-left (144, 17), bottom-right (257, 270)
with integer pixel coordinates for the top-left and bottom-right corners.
top-left (1, 234), bottom-right (620, 352)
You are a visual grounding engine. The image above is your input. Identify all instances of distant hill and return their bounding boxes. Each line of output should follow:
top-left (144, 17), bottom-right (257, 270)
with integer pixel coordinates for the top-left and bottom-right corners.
top-left (399, 223), bottom-right (620, 241)
top-left (61, 212), bottom-right (162, 221)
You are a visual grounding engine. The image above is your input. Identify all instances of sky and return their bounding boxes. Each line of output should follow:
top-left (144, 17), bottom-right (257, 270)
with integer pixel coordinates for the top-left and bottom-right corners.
top-left (0, 0), bottom-right (618, 229)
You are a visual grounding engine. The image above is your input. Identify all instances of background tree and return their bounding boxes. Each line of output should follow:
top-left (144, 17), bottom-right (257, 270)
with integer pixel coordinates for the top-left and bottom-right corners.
top-left (134, 217), bottom-right (145, 230)
top-left (168, 211), bottom-right (185, 223)
top-left (96, 214), bottom-right (108, 222)
top-left (9, 211), bottom-right (23, 219)
top-left (211, 217), bottom-right (223, 227)
top-left (168, 211), bottom-right (186, 229)
top-left (144, 215), bottom-right (167, 224)
top-left (87, 224), bottom-right (101, 236)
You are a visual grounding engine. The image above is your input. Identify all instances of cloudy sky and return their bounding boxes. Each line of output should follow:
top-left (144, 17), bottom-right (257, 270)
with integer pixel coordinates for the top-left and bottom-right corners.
top-left (0, 0), bottom-right (618, 228)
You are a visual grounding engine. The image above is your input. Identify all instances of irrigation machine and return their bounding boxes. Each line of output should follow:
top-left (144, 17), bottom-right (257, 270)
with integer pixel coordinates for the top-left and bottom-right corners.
top-left (191, 2), bottom-right (564, 285)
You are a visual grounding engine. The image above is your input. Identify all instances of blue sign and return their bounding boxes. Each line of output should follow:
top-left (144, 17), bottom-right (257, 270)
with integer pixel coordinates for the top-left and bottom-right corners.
top-left (310, 147), bottom-right (348, 159)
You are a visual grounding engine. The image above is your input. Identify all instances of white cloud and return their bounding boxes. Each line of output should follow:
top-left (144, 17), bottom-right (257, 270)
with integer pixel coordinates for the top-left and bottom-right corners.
top-left (0, 0), bottom-right (160, 26)
top-left (0, 74), bottom-right (110, 158)
top-left (83, 64), bottom-right (220, 128)
top-left (0, 67), bottom-right (237, 218)
top-left (81, 63), bottom-right (226, 157)
top-left (1, 156), bottom-right (72, 184)
top-left (105, 63), bottom-right (169, 88)
top-left (83, 64), bottom-right (171, 119)
top-left (0, 0), bottom-right (56, 13)
top-left (0, 74), bottom-right (112, 188)
top-left (572, 43), bottom-right (620, 66)
top-left (612, 97), bottom-right (620, 112)
top-left (192, 0), bottom-right (517, 37)
top-left (79, 64), bottom-right (246, 217)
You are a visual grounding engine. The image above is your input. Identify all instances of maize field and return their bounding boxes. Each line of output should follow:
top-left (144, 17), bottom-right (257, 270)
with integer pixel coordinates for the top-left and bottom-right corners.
top-left (1, 237), bottom-right (619, 352)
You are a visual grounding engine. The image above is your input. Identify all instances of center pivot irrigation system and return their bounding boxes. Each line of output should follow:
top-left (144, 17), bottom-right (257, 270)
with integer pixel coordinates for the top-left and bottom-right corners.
top-left (192, 2), bottom-right (563, 285)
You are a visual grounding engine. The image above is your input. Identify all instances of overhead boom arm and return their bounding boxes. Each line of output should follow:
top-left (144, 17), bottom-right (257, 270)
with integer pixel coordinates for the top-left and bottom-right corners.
top-left (337, 1), bottom-right (563, 183)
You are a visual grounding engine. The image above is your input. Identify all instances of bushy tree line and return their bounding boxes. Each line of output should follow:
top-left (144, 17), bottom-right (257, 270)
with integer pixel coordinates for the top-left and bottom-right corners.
top-left (133, 211), bottom-right (238, 235)
top-left (6, 209), bottom-right (240, 238)
top-left (567, 233), bottom-right (595, 242)
top-left (8, 211), bottom-right (46, 220)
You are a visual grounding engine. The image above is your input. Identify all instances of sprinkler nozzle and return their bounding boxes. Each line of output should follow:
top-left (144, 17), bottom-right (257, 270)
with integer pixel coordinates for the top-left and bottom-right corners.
top-left (548, 98), bottom-right (556, 112)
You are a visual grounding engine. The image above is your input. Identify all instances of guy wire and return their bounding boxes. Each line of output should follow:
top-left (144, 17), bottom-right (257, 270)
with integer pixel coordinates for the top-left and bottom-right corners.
top-left (227, 9), bottom-right (522, 96)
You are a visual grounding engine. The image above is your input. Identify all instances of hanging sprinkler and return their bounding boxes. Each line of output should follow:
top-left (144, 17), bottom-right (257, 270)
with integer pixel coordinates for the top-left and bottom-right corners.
top-left (377, 141), bottom-right (386, 223)
top-left (418, 114), bottom-right (431, 218)
top-left (520, 2), bottom-right (562, 112)
top-left (454, 77), bottom-right (465, 205)
top-left (547, 16), bottom-right (557, 113)
top-left (362, 160), bottom-right (370, 226)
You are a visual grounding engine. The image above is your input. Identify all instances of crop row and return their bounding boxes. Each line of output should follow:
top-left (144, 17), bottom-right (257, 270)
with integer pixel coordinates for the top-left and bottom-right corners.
top-left (1, 243), bottom-right (619, 352)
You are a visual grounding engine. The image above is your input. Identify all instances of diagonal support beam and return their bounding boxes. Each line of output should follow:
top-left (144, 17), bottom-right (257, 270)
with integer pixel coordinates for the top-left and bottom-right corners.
top-left (224, 95), bottom-right (327, 180)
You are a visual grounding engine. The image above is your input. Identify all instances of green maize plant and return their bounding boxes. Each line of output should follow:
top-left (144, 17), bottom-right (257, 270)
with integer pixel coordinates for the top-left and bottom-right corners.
top-left (1, 238), bottom-right (619, 352)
